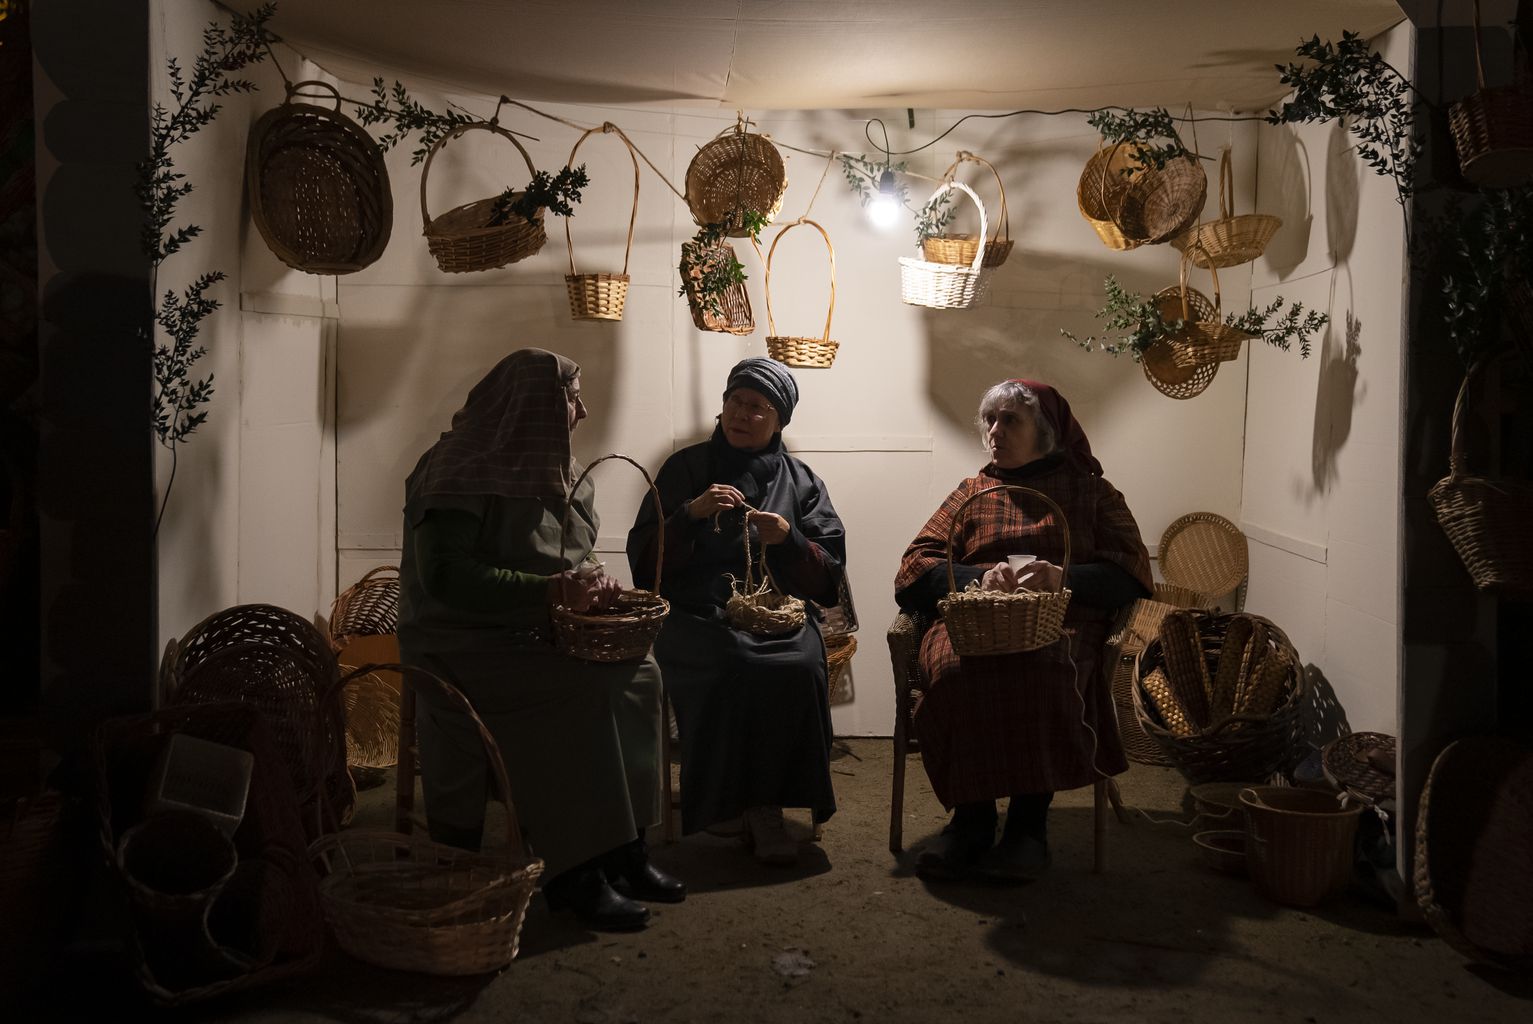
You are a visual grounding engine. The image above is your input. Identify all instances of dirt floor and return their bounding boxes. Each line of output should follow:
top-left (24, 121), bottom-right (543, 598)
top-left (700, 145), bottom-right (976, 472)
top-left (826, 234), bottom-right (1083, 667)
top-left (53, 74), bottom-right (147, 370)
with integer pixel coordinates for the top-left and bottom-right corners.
top-left (31, 738), bottom-right (1533, 1022)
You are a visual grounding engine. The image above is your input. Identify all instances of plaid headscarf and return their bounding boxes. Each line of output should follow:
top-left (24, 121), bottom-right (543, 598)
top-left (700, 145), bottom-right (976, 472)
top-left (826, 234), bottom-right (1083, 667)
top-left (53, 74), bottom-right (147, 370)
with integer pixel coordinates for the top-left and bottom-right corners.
top-left (1010, 378), bottom-right (1103, 477)
top-left (405, 348), bottom-right (580, 509)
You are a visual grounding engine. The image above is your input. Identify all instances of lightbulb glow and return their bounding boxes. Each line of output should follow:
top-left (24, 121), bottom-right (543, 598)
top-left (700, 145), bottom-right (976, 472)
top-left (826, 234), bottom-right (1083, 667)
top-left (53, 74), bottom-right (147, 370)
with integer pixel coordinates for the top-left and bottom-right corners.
top-left (868, 194), bottom-right (901, 228)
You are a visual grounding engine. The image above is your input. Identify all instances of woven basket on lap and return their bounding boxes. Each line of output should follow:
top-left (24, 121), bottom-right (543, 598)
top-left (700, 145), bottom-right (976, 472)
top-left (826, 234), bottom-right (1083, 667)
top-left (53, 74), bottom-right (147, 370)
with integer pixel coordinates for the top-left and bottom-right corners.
top-left (564, 124), bottom-right (640, 322)
top-left (1428, 364), bottom-right (1533, 598)
top-left (685, 120), bottom-right (786, 235)
top-left (901, 181), bottom-right (993, 310)
top-left (1077, 143), bottom-right (1144, 251)
top-left (246, 81), bottom-right (392, 275)
top-left (1158, 512), bottom-right (1249, 611)
top-left (1113, 151), bottom-right (1207, 246)
top-left (724, 509), bottom-right (806, 637)
top-left (764, 218), bottom-right (840, 368)
top-left (1171, 149), bottom-right (1281, 269)
top-left (938, 485), bottom-right (1072, 656)
top-left (922, 152), bottom-right (1014, 268)
top-left (1447, 3), bottom-right (1533, 189)
top-left (420, 121), bottom-right (546, 273)
top-left (310, 664), bottom-right (543, 975)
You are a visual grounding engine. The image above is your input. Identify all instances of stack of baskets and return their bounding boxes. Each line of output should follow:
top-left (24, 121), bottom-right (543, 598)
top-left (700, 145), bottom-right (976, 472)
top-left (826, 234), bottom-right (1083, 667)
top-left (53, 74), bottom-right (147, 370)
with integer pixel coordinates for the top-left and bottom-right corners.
top-left (420, 121), bottom-right (547, 273)
top-left (1132, 610), bottom-right (1305, 783)
top-left (923, 152), bottom-right (1014, 268)
top-left (764, 219), bottom-right (840, 368)
top-left (1077, 143), bottom-right (1145, 251)
top-left (901, 182), bottom-right (993, 310)
top-left (1447, 2), bottom-right (1533, 189)
top-left (564, 124), bottom-right (641, 321)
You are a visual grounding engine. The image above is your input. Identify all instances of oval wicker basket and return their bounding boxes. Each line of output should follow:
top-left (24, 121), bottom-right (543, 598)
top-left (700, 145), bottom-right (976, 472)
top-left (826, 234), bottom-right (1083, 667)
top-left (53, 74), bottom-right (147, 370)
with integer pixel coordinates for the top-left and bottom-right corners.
top-left (922, 151), bottom-right (1014, 268)
top-left (1113, 152), bottom-right (1207, 246)
top-left (680, 239), bottom-right (754, 335)
top-left (938, 484), bottom-right (1072, 656)
top-left (1447, 3), bottom-right (1533, 189)
top-left (724, 508), bottom-right (807, 637)
top-left (329, 565), bottom-right (400, 641)
top-left (310, 664), bottom-right (544, 975)
top-left (551, 455), bottom-right (670, 661)
top-left (1141, 338), bottom-right (1219, 400)
top-left (764, 218), bottom-right (839, 368)
top-left (1151, 254), bottom-right (1251, 369)
top-left (900, 181), bottom-right (992, 310)
top-left (1077, 143), bottom-right (1144, 251)
top-left (1158, 512), bottom-right (1250, 606)
top-left (564, 124), bottom-right (640, 321)
top-left (1428, 363), bottom-right (1533, 597)
top-left (246, 81), bottom-right (392, 275)
top-left (1171, 149), bottom-right (1281, 269)
top-left (685, 121), bottom-right (787, 235)
top-left (420, 121), bottom-right (547, 273)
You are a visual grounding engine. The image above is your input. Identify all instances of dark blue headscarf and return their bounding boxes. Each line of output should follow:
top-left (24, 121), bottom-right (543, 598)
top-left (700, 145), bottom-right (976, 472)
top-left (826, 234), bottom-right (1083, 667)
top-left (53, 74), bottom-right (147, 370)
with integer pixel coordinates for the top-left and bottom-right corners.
top-left (723, 357), bottom-right (799, 426)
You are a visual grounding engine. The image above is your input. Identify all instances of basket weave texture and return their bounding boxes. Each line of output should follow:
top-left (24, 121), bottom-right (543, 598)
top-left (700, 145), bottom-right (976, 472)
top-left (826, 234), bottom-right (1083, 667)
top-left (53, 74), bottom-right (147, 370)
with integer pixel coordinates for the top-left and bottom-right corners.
top-left (938, 485), bottom-right (1072, 656)
top-left (1171, 149), bottom-right (1281, 269)
top-left (330, 565), bottom-right (400, 640)
top-left (420, 121), bottom-right (546, 273)
top-left (551, 455), bottom-right (670, 661)
top-left (1240, 786), bottom-right (1363, 908)
top-left (685, 124), bottom-right (787, 234)
top-left (1142, 338), bottom-right (1219, 399)
top-left (826, 633), bottom-right (858, 705)
top-left (1113, 152), bottom-right (1208, 245)
top-left (680, 240), bottom-right (754, 334)
top-left (764, 218), bottom-right (839, 368)
top-left (310, 665), bottom-right (544, 975)
top-left (1157, 511), bottom-right (1250, 603)
top-left (1077, 144), bottom-right (1144, 251)
top-left (565, 124), bottom-right (640, 321)
top-left (1152, 255), bottom-right (1251, 369)
top-left (1447, 5), bottom-right (1533, 189)
top-left (329, 568), bottom-right (403, 780)
top-left (921, 152), bottom-right (1014, 268)
top-left (1321, 731), bottom-right (1395, 805)
top-left (724, 509), bottom-right (807, 637)
top-left (901, 182), bottom-right (992, 309)
top-left (246, 82), bottom-right (392, 275)
top-left (1106, 598), bottom-right (1178, 766)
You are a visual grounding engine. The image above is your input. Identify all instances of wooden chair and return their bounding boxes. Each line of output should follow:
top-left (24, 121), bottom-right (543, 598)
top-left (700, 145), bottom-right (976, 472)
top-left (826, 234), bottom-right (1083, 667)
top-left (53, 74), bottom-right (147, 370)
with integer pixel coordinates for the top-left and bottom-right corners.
top-left (886, 610), bottom-right (1116, 872)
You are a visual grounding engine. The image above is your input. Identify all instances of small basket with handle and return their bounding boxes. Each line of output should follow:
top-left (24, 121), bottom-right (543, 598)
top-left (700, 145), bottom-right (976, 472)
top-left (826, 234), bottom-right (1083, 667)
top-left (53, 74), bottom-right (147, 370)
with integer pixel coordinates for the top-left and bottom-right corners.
top-left (551, 454), bottom-right (671, 661)
top-left (565, 124), bottom-right (641, 321)
top-left (1152, 252), bottom-right (1252, 369)
top-left (1172, 149), bottom-right (1281, 268)
top-left (420, 121), bottom-right (546, 273)
top-left (922, 151), bottom-right (1014, 268)
top-left (1448, 0), bottom-right (1533, 189)
top-left (938, 485), bottom-right (1073, 656)
top-left (724, 509), bottom-right (807, 637)
top-left (1078, 142), bottom-right (1144, 251)
top-left (764, 218), bottom-right (840, 368)
top-left (901, 181), bottom-right (993, 310)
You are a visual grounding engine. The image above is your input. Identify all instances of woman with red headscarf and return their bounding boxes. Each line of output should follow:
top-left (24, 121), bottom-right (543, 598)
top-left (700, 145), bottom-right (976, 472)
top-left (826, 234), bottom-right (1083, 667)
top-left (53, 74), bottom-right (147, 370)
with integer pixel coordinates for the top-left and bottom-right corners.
top-left (894, 379), bottom-right (1151, 882)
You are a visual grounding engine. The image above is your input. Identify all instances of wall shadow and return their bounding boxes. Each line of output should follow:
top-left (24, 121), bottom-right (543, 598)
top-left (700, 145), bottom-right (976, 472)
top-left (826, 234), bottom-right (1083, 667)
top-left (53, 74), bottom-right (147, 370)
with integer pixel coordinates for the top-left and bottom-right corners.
top-left (1311, 308), bottom-right (1365, 495)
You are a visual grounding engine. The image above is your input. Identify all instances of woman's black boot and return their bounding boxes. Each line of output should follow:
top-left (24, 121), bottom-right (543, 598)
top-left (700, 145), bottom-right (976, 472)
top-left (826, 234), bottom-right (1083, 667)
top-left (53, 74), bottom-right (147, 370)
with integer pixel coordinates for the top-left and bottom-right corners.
top-left (543, 864), bottom-right (650, 931)
top-left (607, 829), bottom-right (687, 903)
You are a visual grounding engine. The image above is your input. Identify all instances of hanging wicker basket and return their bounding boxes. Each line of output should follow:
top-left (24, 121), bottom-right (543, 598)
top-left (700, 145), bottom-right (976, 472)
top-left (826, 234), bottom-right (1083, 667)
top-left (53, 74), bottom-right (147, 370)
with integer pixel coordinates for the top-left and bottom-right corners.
top-left (1171, 149), bottom-right (1281, 268)
top-left (724, 508), bottom-right (807, 637)
top-left (1448, 2), bottom-right (1533, 189)
top-left (684, 119), bottom-right (787, 235)
top-left (679, 239), bottom-right (754, 334)
top-left (1113, 152), bottom-right (1208, 246)
top-left (551, 455), bottom-right (671, 661)
top-left (900, 181), bottom-right (993, 310)
top-left (764, 218), bottom-right (839, 368)
top-left (420, 121), bottom-right (547, 273)
top-left (1141, 337), bottom-right (1219, 400)
top-left (922, 152), bottom-right (1014, 268)
top-left (938, 485), bottom-right (1072, 656)
top-left (1077, 143), bottom-right (1144, 251)
top-left (563, 124), bottom-right (640, 321)
top-left (246, 81), bottom-right (392, 275)
top-left (1428, 363), bottom-right (1533, 597)
top-left (310, 664), bottom-right (543, 975)
top-left (1154, 252), bottom-right (1253, 369)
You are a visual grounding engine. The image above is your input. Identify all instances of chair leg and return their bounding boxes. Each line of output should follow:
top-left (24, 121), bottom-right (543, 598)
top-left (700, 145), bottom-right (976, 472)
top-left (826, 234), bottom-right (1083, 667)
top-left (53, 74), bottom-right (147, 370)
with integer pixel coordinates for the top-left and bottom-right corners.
top-left (395, 679), bottom-right (417, 836)
top-left (661, 687), bottom-right (677, 843)
top-left (889, 693), bottom-right (908, 854)
top-left (1092, 777), bottom-right (1108, 874)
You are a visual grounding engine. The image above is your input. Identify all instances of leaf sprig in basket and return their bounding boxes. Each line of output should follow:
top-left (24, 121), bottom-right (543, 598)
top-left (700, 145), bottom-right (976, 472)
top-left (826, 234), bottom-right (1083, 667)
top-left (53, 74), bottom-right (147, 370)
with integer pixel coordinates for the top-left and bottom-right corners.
top-left (678, 209), bottom-right (768, 319)
top-left (489, 164), bottom-right (590, 227)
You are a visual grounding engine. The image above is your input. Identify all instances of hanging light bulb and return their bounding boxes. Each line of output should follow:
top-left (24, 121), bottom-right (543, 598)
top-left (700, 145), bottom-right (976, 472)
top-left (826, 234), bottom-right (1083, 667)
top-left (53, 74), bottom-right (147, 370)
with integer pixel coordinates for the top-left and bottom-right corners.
top-left (868, 168), bottom-right (901, 228)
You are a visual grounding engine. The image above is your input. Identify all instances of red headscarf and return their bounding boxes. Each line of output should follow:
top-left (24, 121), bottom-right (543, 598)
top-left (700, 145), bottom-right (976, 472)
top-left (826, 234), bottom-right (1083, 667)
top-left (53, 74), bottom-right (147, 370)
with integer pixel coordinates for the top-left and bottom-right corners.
top-left (1010, 378), bottom-right (1103, 477)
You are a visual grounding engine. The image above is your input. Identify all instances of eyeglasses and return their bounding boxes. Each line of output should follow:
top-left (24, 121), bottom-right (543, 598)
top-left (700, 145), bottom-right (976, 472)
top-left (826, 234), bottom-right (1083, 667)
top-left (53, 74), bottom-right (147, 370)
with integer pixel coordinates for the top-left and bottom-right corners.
top-left (724, 393), bottom-right (775, 420)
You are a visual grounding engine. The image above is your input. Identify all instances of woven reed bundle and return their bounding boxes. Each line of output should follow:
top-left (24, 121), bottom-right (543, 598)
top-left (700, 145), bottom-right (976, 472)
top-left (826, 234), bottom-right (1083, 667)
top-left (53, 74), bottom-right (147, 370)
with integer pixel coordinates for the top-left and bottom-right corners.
top-left (420, 121), bottom-right (546, 273)
top-left (684, 119), bottom-right (787, 234)
top-left (1151, 254), bottom-right (1251, 370)
top-left (724, 507), bottom-right (807, 637)
top-left (923, 151), bottom-right (1014, 268)
top-left (938, 484), bottom-right (1072, 656)
top-left (551, 455), bottom-right (670, 661)
top-left (679, 240), bottom-right (754, 334)
top-left (1428, 364), bottom-right (1533, 597)
top-left (564, 124), bottom-right (640, 321)
top-left (1077, 143), bottom-right (1144, 251)
top-left (1157, 512), bottom-right (1250, 606)
top-left (1113, 152), bottom-right (1208, 246)
top-left (1141, 337), bottom-right (1219, 399)
top-left (310, 664), bottom-right (544, 975)
top-left (246, 81), bottom-right (392, 275)
top-left (900, 182), bottom-right (993, 310)
top-left (1448, 2), bottom-right (1533, 189)
top-left (1171, 149), bottom-right (1281, 269)
top-left (764, 218), bottom-right (839, 368)
top-left (1106, 598), bottom-right (1178, 766)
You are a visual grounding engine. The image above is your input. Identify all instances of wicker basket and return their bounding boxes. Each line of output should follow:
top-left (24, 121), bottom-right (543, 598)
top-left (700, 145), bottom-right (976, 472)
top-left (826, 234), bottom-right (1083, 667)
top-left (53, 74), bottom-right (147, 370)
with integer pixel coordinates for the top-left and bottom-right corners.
top-left (922, 152), bottom-right (1014, 268)
top-left (565, 124), bottom-right (640, 321)
top-left (1107, 598), bottom-right (1178, 767)
top-left (826, 633), bottom-right (858, 705)
top-left (1151, 583), bottom-right (1214, 609)
top-left (1141, 337), bottom-right (1219, 399)
top-left (1152, 254), bottom-right (1252, 369)
top-left (551, 455), bottom-right (670, 661)
top-left (680, 239), bottom-right (754, 334)
top-left (420, 121), bottom-right (547, 273)
top-left (685, 119), bottom-right (787, 235)
top-left (310, 664), bottom-right (544, 975)
top-left (1113, 152), bottom-right (1208, 246)
top-left (1428, 365), bottom-right (1533, 597)
top-left (725, 509), bottom-right (807, 637)
top-left (329, 565), bottom-right (399, 641)
top-left (1077, 143), bottom-right (1144, 251)
top-left (938, 485), bottom-right (1072, 656)
top-left (1132, 611), bottom-right (1305, 784)
top-left (1239, 786), bottom-right (1363, 908)
top-left (1158, 511), bottom-right (1250, 609)
top-left (1447, 4), bottom-right (1533, 189)
top-left (764, 218), bottom-right (840, 368)
top-left (1171, 149), bottom-right (1281, 268)
top-left (900, 182), bottom-right (993, 310)
top-left (246, 81), bottom-right (392, 275)
top-left (1321, 731), bottom-right (1396, 805)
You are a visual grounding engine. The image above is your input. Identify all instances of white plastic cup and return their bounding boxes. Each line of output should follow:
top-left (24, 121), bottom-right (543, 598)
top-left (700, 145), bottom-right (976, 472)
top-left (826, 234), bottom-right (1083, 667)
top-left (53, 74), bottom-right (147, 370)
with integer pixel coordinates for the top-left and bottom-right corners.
top-left (1006, 554), bottom-right (1036, 573)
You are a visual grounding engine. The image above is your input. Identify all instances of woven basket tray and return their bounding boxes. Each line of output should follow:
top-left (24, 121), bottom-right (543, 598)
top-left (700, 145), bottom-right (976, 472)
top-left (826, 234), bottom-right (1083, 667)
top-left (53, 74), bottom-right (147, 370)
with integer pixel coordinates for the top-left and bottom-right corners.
top-left (938, 484), bottom-right (1072, 656)
top-left (764, 218), bottom-right (839, 368)
top-left (1077, 143), bottom-right (1144, 251)
top-left (902, 181), bottom-right (993, 310)
top-left (921, 151), bottom-right (1014, 268)
top-left (685, 121), bottom-right (787, 234)
top-left (552, 455), bottom-right (671, 661)
top-left (1171, 149), bottom-right (1281, 269)
top-left (420, 121), bottom-right (546, 274)
top-left (1158, 511), bottom-right (1250, 605)
top-left (680, 240), bottom-right (754, 334)
top-left (564, 124), bottom-right (640, 322)
top-left (246, 81), bottom-right (392, 275)
top-left (1113, 152), bottom-right (1207, 246)
top-left (1447, 6), bottom-right (1533, 189)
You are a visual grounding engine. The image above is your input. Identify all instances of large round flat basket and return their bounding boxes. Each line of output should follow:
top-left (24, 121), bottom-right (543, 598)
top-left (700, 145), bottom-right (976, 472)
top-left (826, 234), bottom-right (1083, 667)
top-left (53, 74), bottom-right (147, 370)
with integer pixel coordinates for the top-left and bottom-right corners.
top-left (685, 126), bottom-right (787, 234)
top-left (1158, 512), bottom-right (1249, 603)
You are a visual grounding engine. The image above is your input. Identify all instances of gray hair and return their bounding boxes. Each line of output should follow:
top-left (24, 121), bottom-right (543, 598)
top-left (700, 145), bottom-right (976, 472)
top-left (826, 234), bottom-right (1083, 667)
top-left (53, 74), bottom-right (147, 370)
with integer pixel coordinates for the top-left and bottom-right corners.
top-left (976, 380), bottom-right (1057, 455)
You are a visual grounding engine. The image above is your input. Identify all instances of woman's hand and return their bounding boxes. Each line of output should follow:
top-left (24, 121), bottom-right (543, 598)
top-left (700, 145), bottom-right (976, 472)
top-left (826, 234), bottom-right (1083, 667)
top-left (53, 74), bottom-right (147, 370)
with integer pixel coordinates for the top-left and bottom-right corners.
top-left (747, 509), bottom-right (790, 545)
top-left (980, 562), bottom-right (1019, 593)
top-left (687, 483), bottom-right (746, 520)
top-left (547, 570), bottom-right (624, 613)
top-left (1014, 559), bottom-right (1064, 592)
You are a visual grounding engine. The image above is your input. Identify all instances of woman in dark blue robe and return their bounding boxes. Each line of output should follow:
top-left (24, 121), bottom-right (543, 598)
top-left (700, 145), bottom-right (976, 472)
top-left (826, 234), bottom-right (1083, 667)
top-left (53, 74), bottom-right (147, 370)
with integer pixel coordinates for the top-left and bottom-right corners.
top-left (627, 358), bottom-right (844, 865)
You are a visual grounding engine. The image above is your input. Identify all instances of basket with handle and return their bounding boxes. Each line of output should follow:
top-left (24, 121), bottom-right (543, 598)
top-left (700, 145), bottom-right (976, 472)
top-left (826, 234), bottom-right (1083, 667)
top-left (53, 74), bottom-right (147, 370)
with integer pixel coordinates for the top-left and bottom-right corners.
top-left (564, 124), bottom-right (640, 321)
top-left (764, 218), bottom-right (840, 368)
top-left (420, 120), bottom-right (546, 273)
top-left (1078, 142), bottom-right (1144, 251)
top-left (246, 80), bottom-right (393, 275)
top-left (309, 664), bottom-right (544, 975)
top-left (328, 565), bottom-right (400, 644)
top-left (685, 117), bottom-right (787, 234)
top-left (900, 181), bottom-right (993, 310)
top-left (937, 485), bottom-right (1073, 656)
top-left (1152, 252), bottom-right (1251, 369)
top-left (1448, 0), bottom-right (1533, 189)
top-left (1428, 362), bottom-right (1533, 597)
top-left (724, 508), bottom-right (807, 637)
top-left (551, 454), bottom-right (671, 661)
top-left (923, 152), bottom-right (1014, 268)
top-left (1172, 149), bottom-right (1281, 268)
